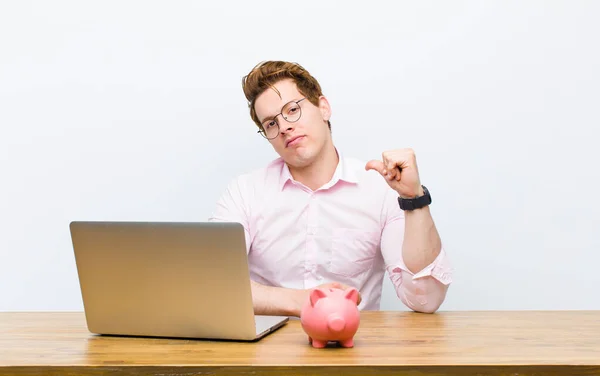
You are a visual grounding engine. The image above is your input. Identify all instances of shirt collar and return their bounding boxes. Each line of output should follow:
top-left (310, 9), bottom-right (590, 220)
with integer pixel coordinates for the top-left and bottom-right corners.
top-left (278, 148), bottom-right (358, 191)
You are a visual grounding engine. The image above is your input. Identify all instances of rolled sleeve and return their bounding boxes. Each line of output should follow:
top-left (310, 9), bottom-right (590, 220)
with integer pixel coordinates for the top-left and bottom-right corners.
top-left (411, 247), bottom-right (453, 285)
top-left (386, 247), bottom-right (453, 313)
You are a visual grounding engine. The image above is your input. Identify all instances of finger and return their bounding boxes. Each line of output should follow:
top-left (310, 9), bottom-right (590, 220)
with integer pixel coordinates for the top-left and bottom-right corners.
top-left (389, 160), bottom-right (405, 178)
top-left (365, 160), bottom-right (385, 175)
top-left (387, 168), bottom-right (398, 181)
top-left (382, 155), bottom-right (402, 179)
top-left (386, 159), bottom-right (397, 174)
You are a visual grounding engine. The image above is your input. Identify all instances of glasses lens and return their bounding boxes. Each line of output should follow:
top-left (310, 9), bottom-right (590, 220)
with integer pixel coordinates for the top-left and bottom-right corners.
top-left (282, 102), bottom-right (301, 122)
top-left (261, 119), bottom-right (279, 139)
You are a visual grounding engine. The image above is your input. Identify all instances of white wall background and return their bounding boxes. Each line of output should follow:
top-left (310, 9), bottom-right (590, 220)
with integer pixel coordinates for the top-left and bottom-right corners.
top-left (1, 1), bottom-right (599, 312)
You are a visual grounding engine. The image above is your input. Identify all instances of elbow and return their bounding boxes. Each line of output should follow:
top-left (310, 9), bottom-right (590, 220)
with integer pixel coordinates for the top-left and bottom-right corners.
top-left (399, 278), bottom-right (449, 314)
top-left (411, 299), bottom-right (443, 314)
top-left (415, 283), bottom-right (449, 313)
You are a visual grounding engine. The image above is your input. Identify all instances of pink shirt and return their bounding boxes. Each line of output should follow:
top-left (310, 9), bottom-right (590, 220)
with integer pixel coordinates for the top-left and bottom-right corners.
top-left (209, 151), bottom-right (453, 313)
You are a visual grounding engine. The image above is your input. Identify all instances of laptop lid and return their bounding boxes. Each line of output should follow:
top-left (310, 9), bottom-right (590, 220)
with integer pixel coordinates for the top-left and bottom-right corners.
top-left (69, 221), bottom-right (288, 341)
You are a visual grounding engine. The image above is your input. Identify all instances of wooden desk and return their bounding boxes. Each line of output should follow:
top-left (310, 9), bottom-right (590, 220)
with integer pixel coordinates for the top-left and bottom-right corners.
top-left (1, 311), bottom-right (599, 375)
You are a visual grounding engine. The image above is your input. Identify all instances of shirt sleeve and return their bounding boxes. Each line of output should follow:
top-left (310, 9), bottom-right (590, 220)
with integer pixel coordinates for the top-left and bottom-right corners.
top-left (208, 176), bottom-right (252, 254)
top-left (379, 187), bottom-right (453, 313)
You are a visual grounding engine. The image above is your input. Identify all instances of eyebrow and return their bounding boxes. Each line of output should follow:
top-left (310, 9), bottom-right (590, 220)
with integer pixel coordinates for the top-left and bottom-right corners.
top-left (259, 113), bottom-right (276, 124)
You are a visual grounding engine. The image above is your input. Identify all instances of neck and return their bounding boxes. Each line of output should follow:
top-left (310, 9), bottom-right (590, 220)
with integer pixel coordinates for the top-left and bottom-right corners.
top-left (289, 142), bottom-right (339, 191)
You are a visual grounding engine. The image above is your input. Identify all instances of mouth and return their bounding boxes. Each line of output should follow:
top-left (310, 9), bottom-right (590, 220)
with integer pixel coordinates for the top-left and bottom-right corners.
top-left (286, 135), bottom-right (304, 148)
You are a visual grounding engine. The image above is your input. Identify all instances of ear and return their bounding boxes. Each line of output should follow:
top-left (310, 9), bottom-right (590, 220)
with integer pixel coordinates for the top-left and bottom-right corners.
top-left (310, 288), bottom-right (327, 307)
top-left (344, 287), bottom-right (359, 305)
top-left (318, 95), bottom-right (331, 122)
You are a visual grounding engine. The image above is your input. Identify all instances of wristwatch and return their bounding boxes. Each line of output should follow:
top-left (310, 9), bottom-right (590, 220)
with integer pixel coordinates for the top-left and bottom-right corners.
top-left (397, 185), bottom-right (432, 211)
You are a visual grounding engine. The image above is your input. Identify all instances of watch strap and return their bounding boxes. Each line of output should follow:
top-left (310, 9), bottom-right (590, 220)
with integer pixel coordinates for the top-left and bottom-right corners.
top-left (398, 185), bottom-right (431, 211)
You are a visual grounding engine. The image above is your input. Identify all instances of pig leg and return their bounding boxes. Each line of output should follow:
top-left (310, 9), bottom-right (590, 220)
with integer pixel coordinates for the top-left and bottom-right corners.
top-left (311, 339), bottom-right (327, 348)
top-left (339, 338), bottom-right (354, 348)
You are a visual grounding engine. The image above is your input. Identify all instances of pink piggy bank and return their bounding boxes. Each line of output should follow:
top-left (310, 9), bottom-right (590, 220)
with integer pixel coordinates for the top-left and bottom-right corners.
top-left (300, 287), bottom-right (360, 348)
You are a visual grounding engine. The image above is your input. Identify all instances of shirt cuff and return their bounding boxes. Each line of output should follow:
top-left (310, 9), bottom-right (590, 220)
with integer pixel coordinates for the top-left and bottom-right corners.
top-left (405, 248), bottom-right (453, 285)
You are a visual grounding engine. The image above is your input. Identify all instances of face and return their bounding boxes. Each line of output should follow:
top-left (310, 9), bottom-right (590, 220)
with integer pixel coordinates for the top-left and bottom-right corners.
top-left (254, 79), bottom-right (332, 169)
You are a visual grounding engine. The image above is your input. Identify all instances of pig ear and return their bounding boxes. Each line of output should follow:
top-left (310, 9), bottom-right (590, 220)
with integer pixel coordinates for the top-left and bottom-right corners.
top-left (310, 288), bottom-right (327, 307)
top-left (345, 287), bottom-right (359, 304)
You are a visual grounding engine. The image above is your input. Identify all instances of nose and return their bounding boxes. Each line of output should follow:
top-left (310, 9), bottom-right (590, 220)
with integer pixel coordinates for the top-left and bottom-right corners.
top-left (278, 118), bottom-right (295, 135)
top-left (327, 314), bottom-right (346, 333)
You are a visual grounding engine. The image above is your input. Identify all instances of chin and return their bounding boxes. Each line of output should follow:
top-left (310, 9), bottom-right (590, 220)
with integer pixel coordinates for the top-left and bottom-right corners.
top-left (283, 147), bottom-right (315, 168)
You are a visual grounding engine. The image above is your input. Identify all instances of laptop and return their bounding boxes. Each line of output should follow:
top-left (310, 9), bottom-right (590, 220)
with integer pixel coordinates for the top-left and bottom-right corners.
top-left (69, 221), bottom-right (289, 341)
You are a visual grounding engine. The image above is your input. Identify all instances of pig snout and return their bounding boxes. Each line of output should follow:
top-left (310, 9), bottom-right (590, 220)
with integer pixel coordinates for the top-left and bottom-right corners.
top-left (327, 314), bottom-right (346, 333)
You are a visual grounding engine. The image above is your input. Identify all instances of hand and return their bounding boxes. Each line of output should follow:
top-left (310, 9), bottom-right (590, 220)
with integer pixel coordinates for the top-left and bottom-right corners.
top-left (295, 282), bottom-right (362, 316)
top-left (314, 282), bottom-right (362, 305)
top-left (365, 148), bottom-right (424, 199)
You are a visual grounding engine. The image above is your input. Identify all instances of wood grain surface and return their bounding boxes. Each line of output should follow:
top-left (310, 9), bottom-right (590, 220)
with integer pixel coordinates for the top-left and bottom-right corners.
top-left (1, 310), bottom-right (599, 375)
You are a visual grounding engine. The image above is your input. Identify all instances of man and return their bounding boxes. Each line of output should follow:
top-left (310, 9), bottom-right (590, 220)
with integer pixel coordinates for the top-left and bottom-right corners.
top-left (209, 61), bottom-right (452, 317)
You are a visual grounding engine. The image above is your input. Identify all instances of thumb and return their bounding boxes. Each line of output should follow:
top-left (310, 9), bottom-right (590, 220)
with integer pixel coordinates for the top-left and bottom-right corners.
top-left (365, 160), bottom-right (385, 174)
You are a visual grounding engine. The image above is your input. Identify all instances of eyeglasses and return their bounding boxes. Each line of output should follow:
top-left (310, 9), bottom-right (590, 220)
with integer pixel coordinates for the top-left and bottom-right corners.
top-left (258, 98), bottom-right (306, 140)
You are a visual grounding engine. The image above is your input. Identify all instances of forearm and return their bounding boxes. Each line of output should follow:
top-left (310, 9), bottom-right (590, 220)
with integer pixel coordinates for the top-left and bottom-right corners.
top-left (250, 280), bottom-right (306, 317)
top-left (402, 205), bottom-right (442, 274)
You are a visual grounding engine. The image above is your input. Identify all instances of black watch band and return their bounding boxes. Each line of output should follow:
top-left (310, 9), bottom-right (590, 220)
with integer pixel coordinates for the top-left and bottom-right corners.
top-left (398, 185), bottom-right (431, 211)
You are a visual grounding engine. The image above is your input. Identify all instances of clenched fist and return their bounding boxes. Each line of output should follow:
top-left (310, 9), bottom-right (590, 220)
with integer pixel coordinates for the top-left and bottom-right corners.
top-left (365, 149), bottom-right (424, 199)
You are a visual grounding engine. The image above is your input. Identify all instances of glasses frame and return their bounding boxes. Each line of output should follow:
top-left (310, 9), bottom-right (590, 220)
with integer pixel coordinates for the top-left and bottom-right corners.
top-left (257, 98), bottom-right (306, 140)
